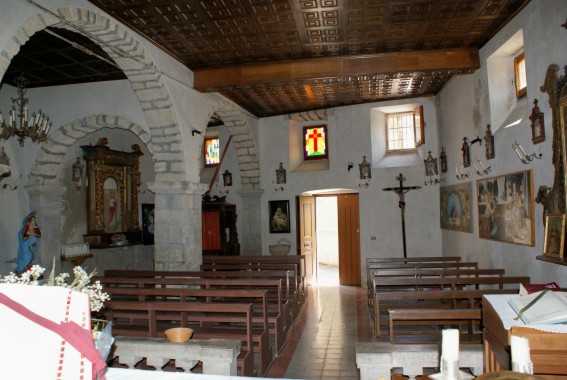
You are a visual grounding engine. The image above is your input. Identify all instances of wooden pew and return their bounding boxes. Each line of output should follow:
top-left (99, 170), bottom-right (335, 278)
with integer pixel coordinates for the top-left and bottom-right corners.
top-left (366, 260), bottom-right (479, 296)
top-left (103, 286), bottom-right (285, 356)
top-left (388, 308), bottom-right (482, 344)
top-left (200, 262), bottom-right (305, 312)
top-left (366, 256), bottom-right (463, 264)
top-left (105, 301), bottom-right (257, 376)
top-left (202, 255), bottom-right (307, 305)
top-left (99, 272), bottom-right (292, 331)
top-left (373, 288), bottom-right (518, 338)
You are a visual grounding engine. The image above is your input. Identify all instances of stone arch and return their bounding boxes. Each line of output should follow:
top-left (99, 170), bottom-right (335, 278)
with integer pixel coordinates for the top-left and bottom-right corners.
top-left (0, 6), bottom-right (186, 182)
top-left (29, 115), bottom-right (152, 186)
top-left (211, 104), bottom-right (261, 191)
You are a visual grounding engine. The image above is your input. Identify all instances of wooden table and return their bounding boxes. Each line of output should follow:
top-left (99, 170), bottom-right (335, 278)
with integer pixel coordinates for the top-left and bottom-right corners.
top-left (482, 295), bottom-right (567, 379)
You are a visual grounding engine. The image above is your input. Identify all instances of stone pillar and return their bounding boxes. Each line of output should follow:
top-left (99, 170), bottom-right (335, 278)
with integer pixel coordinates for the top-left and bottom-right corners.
top-left (27, 185), bottom-right (67, 274)
top-left (148, 181), bottom-right (208, 270)
top-left (237, 189), bottom-right (264, 255)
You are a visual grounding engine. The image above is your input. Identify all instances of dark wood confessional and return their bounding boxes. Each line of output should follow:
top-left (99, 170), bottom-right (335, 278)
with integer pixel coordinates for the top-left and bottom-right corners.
top-left (202, 199), bottom-right (239, 256)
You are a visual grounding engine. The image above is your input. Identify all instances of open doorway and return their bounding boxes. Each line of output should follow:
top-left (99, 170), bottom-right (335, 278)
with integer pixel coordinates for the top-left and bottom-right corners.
top-left (298, 191), bottom-right (361, 287)
top-left (315, 196), bottom-right (339, 286)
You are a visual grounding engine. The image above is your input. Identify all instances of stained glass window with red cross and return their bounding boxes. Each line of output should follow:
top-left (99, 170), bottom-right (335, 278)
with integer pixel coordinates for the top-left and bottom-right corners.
top-left (303, 125), bottom-right (328, 160)
top-left (204, 137), bottom-right (220, 167)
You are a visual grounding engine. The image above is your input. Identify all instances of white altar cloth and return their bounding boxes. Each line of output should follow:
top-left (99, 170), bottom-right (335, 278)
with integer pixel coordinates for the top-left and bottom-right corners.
top-left (484, 294), bottom-right (567, 334)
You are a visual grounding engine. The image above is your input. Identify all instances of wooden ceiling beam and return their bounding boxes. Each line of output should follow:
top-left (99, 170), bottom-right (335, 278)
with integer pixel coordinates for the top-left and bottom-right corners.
top-left (194, 48), bottom-right (479, 91)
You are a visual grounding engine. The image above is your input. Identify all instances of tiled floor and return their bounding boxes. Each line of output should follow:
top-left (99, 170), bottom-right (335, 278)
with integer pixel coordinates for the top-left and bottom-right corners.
top-left (266, 266), bottom-right (373, 380)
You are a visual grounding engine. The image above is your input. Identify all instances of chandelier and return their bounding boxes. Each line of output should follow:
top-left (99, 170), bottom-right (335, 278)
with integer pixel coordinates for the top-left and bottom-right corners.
top-left (0, 75), bottom-right (51, 146)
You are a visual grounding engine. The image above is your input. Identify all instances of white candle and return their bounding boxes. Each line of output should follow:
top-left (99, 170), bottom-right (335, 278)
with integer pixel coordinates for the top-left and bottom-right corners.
top-left (518, 143), bottom-right (528, 156)
top-left (442, 329), bottom-right (459, 361)
top-left (455, 166), bottom-right (458, 175)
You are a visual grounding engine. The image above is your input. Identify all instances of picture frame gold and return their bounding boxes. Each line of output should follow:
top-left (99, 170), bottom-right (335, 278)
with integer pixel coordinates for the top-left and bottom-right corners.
top-left (477, 169), bottom-right (534, 246)
top-left (544, 214), bottom-right (565, 258)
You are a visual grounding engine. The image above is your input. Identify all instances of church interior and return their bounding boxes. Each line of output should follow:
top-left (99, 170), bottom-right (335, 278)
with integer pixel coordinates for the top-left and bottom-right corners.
top-left (2, 0), bottom-right (567, 379)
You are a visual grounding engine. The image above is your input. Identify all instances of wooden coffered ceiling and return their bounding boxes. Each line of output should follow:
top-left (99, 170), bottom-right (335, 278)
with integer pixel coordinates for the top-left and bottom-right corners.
top-left (3, 1), bottom-right (532, 118)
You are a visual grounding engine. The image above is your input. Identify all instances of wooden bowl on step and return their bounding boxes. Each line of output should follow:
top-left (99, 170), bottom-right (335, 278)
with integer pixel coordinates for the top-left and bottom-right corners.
top-left (164, 327), bottom-right (193, 343)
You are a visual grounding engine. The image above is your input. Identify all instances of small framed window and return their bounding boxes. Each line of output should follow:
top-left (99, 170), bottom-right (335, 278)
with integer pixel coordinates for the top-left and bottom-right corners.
top-left (514, 51), bottom-right (527, 99)
top-left (204, 137), bottom-right (220, 167)
top-left (387, 112), bottom-right (417, 152)
top-left (303, 125), bottom-right (328, 160)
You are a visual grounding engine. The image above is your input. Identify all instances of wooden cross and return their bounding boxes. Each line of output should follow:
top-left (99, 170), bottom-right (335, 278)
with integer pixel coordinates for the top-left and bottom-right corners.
top-left (382, 173), bottom-right (421, 258)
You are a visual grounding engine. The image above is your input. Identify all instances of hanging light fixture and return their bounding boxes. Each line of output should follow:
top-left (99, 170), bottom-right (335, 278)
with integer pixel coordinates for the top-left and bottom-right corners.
top-left (0, 75), bottom-right (51, 146)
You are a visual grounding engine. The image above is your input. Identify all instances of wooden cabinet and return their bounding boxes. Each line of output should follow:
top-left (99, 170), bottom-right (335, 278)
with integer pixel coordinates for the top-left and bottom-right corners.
top-left (202, 201), bottom-right (240, 256)
top-left (483, 295), bottom-right (567, 379)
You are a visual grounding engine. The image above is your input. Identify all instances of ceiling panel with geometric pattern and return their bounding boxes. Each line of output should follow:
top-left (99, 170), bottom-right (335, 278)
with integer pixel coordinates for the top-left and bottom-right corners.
top-left (2, 0), bottom-right (531, 118)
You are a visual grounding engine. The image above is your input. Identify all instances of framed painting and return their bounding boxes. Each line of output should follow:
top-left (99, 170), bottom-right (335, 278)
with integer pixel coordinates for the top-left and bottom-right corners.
top-left (141, 203), bottom-right (155, 245)
top-left (440, 182), bottom-right (473, 233)
top-left (269, 200), bottom-right (290, 233)
top-left (477, 169), bottom-right (534, 246)
top-left (544, 214), bottom-right (565, 258)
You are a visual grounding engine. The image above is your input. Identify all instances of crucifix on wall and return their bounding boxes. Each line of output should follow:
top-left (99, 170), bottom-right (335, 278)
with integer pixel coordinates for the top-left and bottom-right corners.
top-left (382, 173), bottom-right (421, 258)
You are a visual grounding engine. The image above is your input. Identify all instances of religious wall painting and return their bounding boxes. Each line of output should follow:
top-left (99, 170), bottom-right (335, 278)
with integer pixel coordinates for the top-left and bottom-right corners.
top-left (477, 169), bottom-right (534, 246)
top-left (440, 182), bottom-right (473, 233)
top-left (141, 203), bottom-right (155, 245)
top-left (424, 151), bottom-right (438, 177)
top-left (529, 99), bottom-right (545, 144)
top-left (543, 214), bottom-right (565, 258)
top-left (103, 177), bottom-right (121, 234)
top-left (269, 200), bottom-right (290, 233)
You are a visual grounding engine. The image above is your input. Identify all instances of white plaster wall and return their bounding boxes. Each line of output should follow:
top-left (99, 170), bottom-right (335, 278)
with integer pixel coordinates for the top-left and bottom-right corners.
top-left (438, 0), bottom-right (567, 282)
top-left (259, 97), bottom-right (443, 285)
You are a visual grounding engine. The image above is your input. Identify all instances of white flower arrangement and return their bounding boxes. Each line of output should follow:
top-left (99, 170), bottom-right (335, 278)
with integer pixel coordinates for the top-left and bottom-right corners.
top-left (0, 264), bottom-right (109, 312)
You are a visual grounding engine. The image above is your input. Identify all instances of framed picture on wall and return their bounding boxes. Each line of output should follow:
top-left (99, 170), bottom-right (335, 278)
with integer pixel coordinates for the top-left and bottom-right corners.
top-left (141, 203), bottom-right (155, 245)
top-left (440, 182), bottom-right (473, 233)
top-left (544, 214), bottom-right (565, 258)
top-left (269, 200), bottom-right (290, 233)
top-left (477, 169), bottom-right (534, 246)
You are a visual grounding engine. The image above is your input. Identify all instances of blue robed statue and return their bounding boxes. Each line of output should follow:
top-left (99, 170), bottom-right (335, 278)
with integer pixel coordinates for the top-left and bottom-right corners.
top-left (16, 212), bottom-right (42, 274)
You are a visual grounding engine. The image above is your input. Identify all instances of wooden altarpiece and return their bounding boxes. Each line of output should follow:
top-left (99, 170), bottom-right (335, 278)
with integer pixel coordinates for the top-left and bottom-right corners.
top-left (82, 139), bottom-right (143, 248)
top-left (537, 64), bottom-right (567, 263)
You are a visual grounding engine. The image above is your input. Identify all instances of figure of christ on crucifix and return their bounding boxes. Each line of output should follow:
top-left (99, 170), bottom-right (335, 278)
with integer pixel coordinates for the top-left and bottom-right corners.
top-left (382, 173), bottom-right (421, 258)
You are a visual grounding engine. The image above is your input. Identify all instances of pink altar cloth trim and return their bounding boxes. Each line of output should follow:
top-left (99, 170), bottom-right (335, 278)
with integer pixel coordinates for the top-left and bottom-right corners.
top-left (0, 291), bottom-right (107, 380)
top-left (484, 294), bottom-right (567, 334)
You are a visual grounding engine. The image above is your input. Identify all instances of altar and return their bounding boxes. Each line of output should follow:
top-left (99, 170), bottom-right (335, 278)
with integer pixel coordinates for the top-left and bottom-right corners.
top-left (483, 294), bottom-right (567, 378)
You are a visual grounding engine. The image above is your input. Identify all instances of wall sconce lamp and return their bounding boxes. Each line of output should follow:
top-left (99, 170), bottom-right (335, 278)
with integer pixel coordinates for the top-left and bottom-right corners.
top-left (358, 156), bottom-right (371, 188)
top-left (274, 162), bottom-right (286, 191)
top-left (469, 136), bottom-right (482, 146)
top-left (191, 128), bottom-right (202, 136)
top-left (72, 156), bottom-right (84, 190)
top-left (455, 165), bottom-right (469, 181)
top-left (423, 151), bottom-right (444, 186)
top-left (472, 160), bottom-right (491, 176)
top-left (512, 141), bottom-right (542, 164)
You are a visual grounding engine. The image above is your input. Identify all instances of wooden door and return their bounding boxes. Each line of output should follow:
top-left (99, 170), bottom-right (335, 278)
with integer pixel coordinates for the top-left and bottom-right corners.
top-left (299, 195), bottom-right (316, 283)
top-left (337, 194), bottom-right (361, 286)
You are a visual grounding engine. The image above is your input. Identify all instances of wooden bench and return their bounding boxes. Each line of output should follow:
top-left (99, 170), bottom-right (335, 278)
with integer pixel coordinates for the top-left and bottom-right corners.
top-left (104, 269), bottom-right (296, 323)
top-left (104, 286), bottom-right (285, 356)
top-left (105, 301), bottom-right (258, 376)
top-left (202, 255), bottom-right (307, 305)
top-left (200, 262), bottom-right (305, 312)
top-left (388, 308), bottom-right (482, 344)
top-left (368, 267), bottom-right (501, 322)
top-left (98, 274), bottom-right (292, 333)
top-left (366, 261), bottom-right (479, 297)
top-left (372, 288), bottom-right (518, 338)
